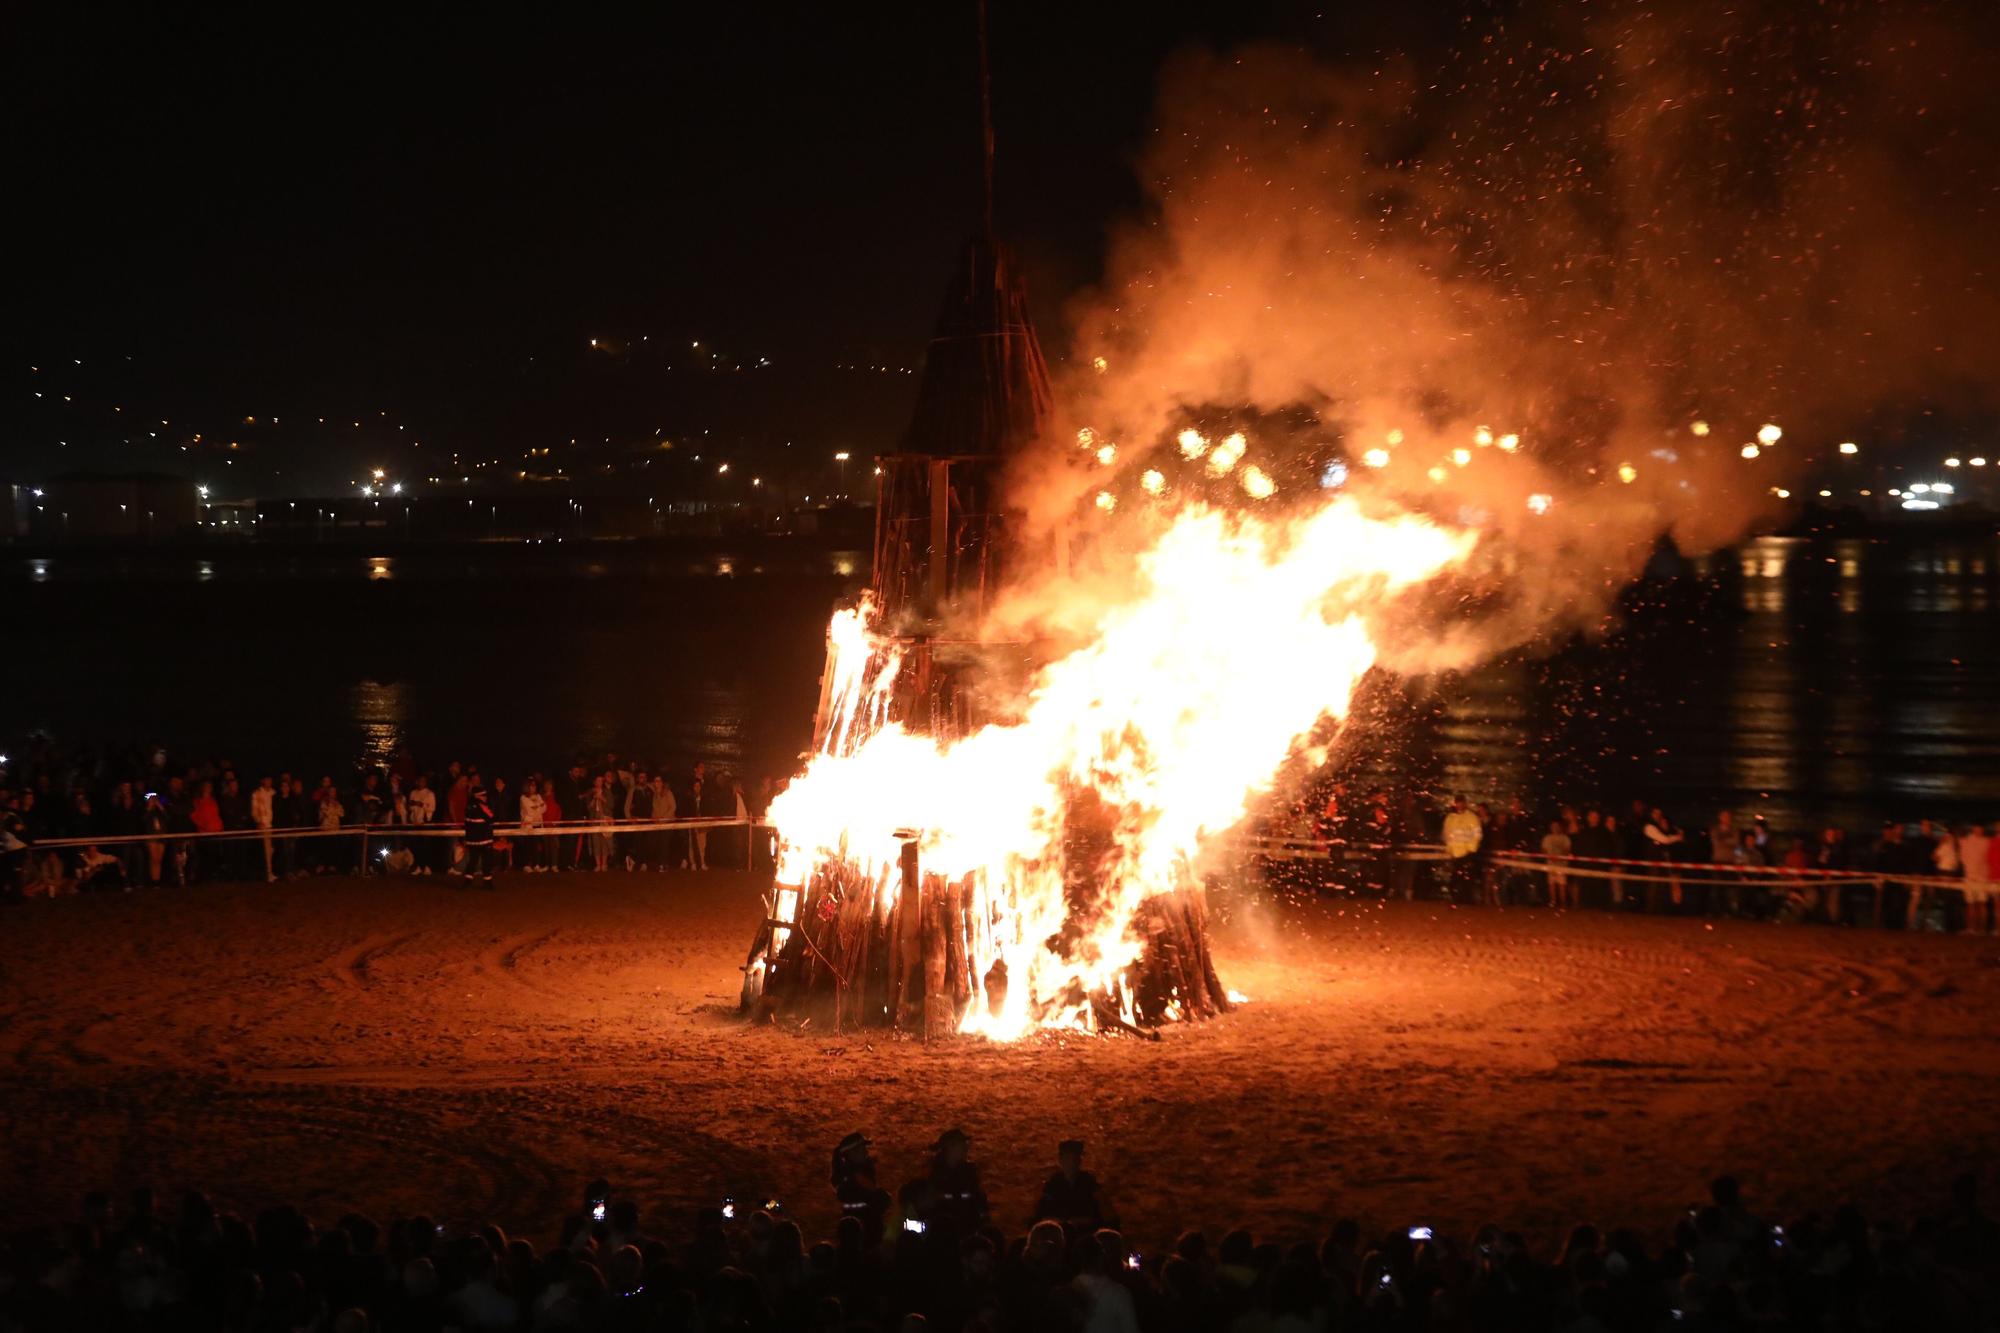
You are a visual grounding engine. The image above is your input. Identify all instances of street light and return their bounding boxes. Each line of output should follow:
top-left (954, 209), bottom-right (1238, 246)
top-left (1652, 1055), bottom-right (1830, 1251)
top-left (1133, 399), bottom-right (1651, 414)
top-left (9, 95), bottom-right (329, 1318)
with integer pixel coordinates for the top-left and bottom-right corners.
top-left (833, 451), bottom-right (851, 496)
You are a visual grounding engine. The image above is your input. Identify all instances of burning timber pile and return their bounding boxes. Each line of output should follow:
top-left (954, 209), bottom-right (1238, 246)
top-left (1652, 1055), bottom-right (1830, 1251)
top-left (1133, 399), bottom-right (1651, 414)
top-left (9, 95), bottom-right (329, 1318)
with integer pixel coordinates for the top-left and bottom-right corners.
top-left (742, 500), bottom-right (1473, 1040)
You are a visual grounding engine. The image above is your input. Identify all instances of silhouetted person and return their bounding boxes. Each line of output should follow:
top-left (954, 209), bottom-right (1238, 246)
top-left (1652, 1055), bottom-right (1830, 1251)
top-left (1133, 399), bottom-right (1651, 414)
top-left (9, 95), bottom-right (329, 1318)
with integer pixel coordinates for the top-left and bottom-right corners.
top-left (832, 1132), bottom-right (891, 1247)
top-left (1033, 1139), bottom-right (1117, 1234)
top-left (460, 783), bottom-right (497, 887)
top-left (912, 1127), bottom-right (987, 1243)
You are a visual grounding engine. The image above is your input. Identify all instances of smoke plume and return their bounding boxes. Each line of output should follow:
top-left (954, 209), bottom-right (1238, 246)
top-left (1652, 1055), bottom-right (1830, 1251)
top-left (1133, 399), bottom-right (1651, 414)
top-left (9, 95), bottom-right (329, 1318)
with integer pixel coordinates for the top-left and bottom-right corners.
top-left (1001, 0), bottom-right (2000, 669)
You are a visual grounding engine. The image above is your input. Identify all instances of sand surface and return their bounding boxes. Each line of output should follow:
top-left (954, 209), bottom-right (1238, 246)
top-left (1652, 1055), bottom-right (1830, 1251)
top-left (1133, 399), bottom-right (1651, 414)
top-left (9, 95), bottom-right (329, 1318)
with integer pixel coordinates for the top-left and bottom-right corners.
top-left (1, 871), bottom-right (1995, 1247)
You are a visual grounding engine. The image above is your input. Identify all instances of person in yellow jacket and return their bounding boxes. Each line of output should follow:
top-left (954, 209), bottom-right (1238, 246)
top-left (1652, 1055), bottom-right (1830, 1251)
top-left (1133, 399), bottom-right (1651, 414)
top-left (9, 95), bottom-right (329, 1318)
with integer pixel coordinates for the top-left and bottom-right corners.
top-left (1443, 796), bottom-right (1484, 902)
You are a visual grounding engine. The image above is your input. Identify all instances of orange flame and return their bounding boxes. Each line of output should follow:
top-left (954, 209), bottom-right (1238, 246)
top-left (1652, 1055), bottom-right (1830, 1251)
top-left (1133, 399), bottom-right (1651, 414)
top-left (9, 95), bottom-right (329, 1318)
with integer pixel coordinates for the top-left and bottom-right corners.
top-left (768, 498), bottom-right (1471, 1037)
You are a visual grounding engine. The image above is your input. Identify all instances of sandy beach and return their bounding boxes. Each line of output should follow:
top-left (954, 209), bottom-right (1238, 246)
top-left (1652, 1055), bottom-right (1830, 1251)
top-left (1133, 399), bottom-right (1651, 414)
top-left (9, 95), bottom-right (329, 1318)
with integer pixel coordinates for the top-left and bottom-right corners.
top-left (1, 871), bottom-right (1994, 1248)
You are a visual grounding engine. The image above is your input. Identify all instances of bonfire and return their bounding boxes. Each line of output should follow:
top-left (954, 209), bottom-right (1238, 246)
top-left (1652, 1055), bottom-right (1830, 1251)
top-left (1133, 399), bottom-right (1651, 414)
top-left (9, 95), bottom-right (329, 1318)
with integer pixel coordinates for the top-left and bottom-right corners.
top-left (738, 235), bottom-right (1470, 1038)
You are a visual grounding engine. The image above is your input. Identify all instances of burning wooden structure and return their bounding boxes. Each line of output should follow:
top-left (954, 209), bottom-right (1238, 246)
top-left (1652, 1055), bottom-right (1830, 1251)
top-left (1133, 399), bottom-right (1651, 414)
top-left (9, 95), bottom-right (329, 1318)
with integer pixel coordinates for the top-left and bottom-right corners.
top-left (738, 6), bottom-right (1231, 1039)
top-left (740, 225), bottom-right (1233, 1038)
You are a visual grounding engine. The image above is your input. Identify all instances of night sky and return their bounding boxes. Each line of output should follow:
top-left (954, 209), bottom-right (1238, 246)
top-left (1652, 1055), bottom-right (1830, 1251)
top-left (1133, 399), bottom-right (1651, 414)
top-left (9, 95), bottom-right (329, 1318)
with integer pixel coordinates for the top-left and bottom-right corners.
top-left (9, 3), bottom-right (1367, 497)
top-left (14, 3), bottom-right (1991, 501)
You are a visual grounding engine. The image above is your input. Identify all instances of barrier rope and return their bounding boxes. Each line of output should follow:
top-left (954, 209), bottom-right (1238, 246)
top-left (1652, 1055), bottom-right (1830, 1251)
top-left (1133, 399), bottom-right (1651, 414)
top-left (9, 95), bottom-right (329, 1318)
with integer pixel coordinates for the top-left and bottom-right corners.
top-left (10, 814), bottom-right (768, 852)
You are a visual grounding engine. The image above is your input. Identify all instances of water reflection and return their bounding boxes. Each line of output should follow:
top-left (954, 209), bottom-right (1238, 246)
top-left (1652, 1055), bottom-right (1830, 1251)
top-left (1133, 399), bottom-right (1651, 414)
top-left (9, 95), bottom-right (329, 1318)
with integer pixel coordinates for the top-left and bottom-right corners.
top-left (1434, 660), bottom-right (1531, 799)
top-left (1835, 539), bottom-right (1864, 580)
top-left (1423, 530), bottom-right (2000, 827)
top-left (348, 680), bottom-right (410, 769)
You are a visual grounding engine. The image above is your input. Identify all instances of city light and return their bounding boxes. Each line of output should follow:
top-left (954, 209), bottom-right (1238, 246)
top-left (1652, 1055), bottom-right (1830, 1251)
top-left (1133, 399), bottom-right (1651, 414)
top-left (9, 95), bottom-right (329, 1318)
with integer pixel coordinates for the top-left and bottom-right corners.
top-left (1838, 441), bottom-right (1859, 455)
top-left (1690, 420), bottom-right (1711, 437)
top-left (1740, 444), bottom-right (1761, 459)
top-left (1757, 423), bottom-right (1782, 446)
top-left (1362, 448), bottom-right (1390, 468)
top-left (1617, 463), bottom-right (1638, 484)
top-left (833, 452), bottom-right (850, 461)
top-left (1945, 457), bottom-right (1962, 467)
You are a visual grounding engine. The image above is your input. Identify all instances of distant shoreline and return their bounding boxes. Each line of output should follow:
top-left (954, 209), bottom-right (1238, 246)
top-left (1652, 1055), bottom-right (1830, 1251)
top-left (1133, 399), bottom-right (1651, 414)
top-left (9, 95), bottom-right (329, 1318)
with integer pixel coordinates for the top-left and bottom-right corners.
top-left (3, 502), bottom-right (1992, 560)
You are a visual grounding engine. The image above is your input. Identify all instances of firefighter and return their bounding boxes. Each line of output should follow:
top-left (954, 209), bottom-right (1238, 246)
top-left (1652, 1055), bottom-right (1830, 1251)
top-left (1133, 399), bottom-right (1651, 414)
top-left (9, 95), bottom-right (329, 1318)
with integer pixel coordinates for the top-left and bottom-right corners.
top-left (1032, 1138), bottom-right (1117, 1234)
top-left (832, 1132), bottom-right (890, 1246)
top-left (917, 1127), bottom-right (988, 1239)
top-left (461, 782), bottom-right (498, 887)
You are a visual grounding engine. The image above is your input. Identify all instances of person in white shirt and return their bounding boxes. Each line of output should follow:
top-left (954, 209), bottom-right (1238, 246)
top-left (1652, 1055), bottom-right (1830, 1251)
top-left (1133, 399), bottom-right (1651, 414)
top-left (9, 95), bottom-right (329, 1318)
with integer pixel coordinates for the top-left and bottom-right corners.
top-left (518, 778), bottom-right (548, 872)
top-left (405, 776), bottom-right (436, 876)
top-left (650, 774), bottom-right (675, 872)
top-left (250, 776), bottom-right (276, 883)
top-left (1071, 1231), bottom-right (1140, 1333)
top-left (1960, 822), bottom-right (1993, 935)
top-left (1933, 826), bottom-right (1961, 875)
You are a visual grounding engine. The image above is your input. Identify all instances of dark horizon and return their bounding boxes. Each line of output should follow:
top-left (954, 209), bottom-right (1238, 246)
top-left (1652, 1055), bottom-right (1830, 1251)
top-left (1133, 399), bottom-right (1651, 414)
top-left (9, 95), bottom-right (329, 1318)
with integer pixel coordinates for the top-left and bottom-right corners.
top-left (10, 2), bottom-right (1999, 506)
top-left (8, 4), bottom-right (1306, 497)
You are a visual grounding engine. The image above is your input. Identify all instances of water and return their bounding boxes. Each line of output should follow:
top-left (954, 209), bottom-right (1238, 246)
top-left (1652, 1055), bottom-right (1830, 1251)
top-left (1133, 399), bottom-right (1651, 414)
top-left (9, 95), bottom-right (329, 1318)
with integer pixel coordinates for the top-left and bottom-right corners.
top-left (1338, 532), bottom-right (2000, 831)
top-left (6, 532), bottom-right (1998, 829)
top-left (3, 543), bottom-right (867, 785)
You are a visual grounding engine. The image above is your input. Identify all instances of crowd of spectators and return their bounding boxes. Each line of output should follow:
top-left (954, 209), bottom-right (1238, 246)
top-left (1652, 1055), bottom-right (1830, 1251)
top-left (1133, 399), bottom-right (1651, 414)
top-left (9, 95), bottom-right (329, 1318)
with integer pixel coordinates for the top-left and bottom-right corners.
top-left (2, 1135), bottom-right (1994, 1333)
top-left (0, 739), bottom-right (772, 899)
top-left (1265, 785), bottom-right (2000, 934)
top-left (8, 736), bottom-right (1998, 938)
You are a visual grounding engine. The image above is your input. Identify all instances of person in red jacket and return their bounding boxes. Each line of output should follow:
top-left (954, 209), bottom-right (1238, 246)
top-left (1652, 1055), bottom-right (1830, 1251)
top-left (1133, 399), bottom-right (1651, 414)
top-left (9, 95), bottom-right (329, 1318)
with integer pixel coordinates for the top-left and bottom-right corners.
top-left (190, 780), bottom-right (223, 882)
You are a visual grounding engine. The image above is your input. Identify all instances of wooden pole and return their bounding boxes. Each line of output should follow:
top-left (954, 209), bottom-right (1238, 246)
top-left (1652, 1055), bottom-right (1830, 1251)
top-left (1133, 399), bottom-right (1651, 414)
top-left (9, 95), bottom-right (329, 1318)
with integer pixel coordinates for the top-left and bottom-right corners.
top-left (922, 872), bottom-right (950, 1041)
top-left (976, 0), bottom-right (995, 242)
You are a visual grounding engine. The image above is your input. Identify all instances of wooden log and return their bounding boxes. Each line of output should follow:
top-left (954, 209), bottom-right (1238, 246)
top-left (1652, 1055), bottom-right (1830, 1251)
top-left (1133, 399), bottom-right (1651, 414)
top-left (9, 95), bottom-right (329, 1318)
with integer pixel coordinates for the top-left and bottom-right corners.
top-left (944, 875), bottom-right (971, 1019)
top-left (893, 842), bottom-right (923, 1031)
top-left (922, 871), bottom-right (950, 1041)
top-left (1186, 883), bottom-right (1231, 1014)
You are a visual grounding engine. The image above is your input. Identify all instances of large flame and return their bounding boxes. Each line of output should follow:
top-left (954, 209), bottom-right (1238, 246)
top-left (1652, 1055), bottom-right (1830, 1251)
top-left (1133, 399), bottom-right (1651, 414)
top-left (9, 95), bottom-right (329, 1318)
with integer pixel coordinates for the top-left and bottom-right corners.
top-left (767, 496), bottom-right (1472, 1038)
